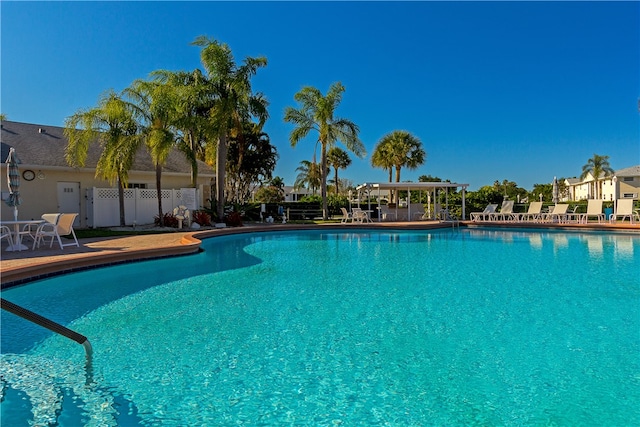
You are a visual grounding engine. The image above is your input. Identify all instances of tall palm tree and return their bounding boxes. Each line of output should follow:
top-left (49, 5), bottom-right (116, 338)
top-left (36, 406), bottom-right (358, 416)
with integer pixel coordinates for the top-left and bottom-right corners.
top-left (152, 68), bottom-right (212, 187)
top-left (124, 78), bottom-right (179, 226)
top-left (580, 154), bottom-right (614, 199)
top-left (371, 130), bottom-right (425, 202)
top-left (64, 90), bottom-right (140, 226)
top-left (294, 160), bottom-right (322, 195)
top-left (284, 82), bottom-right (365, 219)
top-left (192, 35), bottom-right (269, 220)
top-left (327, 146), bottom-right (351, 194)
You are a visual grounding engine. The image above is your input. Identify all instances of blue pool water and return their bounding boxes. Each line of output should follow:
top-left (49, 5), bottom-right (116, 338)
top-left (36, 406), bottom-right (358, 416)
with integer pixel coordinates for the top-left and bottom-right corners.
top-left (1, 229), bottom-right (639, 426)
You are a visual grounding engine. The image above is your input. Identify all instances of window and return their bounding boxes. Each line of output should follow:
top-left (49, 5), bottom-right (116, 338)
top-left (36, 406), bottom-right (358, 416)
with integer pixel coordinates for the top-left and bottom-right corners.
top-left (622, 193), bottom-right (637, 198)
top-left (127, 183), bottom-right (147, 189)
top-left (622, 177), bottom-right (634, 182)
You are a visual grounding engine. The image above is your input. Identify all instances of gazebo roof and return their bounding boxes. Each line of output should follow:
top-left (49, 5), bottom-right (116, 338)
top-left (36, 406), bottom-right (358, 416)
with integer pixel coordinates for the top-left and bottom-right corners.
top-left (356, 182), bottom-right (469, 191)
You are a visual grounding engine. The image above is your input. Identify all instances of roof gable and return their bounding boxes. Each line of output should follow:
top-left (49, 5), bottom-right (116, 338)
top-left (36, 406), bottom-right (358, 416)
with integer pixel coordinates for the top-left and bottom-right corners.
top-left (1, 120), bottom-right (213, 175)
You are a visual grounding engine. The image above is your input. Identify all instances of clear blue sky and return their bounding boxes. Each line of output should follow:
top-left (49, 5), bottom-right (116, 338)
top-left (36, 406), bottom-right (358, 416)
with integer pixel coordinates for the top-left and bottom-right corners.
top-left (2, 1), bottom-right (638, 191)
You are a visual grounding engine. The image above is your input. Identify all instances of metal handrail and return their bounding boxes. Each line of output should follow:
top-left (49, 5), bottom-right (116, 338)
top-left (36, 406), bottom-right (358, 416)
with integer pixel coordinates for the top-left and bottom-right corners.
top-left (1, 298), bottom-right (93, 367)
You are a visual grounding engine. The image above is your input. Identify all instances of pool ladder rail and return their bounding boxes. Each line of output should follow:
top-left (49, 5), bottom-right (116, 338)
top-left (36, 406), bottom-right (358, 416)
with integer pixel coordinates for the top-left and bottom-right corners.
top-left (1, 298), bottom-right (93, 368)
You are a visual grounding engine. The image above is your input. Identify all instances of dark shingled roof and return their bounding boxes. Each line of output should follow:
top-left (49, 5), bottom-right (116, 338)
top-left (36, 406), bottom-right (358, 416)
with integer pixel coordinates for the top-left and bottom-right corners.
top-left (0, 120), bottom-right (214, 175)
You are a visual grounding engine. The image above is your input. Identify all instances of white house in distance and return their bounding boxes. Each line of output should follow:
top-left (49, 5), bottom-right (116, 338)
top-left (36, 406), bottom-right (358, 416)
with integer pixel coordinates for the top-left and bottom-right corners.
top-left (564, 165), bottom-right (640, 202)
top-left (1, 120), bottom-right (215, 228)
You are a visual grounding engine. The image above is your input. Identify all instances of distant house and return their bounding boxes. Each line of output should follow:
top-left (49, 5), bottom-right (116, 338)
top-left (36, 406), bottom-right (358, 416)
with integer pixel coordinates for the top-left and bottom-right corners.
top-left (563, 165), bottom-right (640, 201)
top-left (1, 120), bottom-right (215, 227)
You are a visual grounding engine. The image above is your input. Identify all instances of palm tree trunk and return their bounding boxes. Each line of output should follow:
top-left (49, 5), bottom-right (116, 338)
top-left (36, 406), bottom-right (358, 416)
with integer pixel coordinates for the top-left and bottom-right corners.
top-left (156, 164), bottom-right (164, 226)
top-left (216, 134), bottom-right (227, 221)
top-left (334, 167), bottom-right (339, 194)
top-left (321, 143), bottom-right (328, 220)
top-left (117, 177), bottom-right (126, 227)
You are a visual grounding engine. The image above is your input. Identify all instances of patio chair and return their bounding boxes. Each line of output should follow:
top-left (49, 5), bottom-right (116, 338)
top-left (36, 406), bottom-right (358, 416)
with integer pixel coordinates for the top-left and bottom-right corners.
top-left (1, 225), bottom-right (14, 248)
top-left (515, 201), bottom-right (543, 222)
top-left (33, 213), bottom-right (79, 250)
top-left (409, 203), bottom-right (426, 221)
top-left (340, 207), bottom-right (353, 223)
top-left (378, 205), bottom-right (397, 221)
top-left (22, 213), bottom-right (60, 245)
top-left (609, 199), bottom-right (635, 224)
top-left (489, 200), bottom-right (515, 221)
top-left (470, 204), bottom-right (498, 222)
top-left (578, 199), bottom-right (604, 224)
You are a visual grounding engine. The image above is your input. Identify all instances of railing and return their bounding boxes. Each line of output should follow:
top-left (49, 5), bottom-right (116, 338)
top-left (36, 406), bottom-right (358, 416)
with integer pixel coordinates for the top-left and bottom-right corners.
top-left (1, 298), bottom-right (93, 369)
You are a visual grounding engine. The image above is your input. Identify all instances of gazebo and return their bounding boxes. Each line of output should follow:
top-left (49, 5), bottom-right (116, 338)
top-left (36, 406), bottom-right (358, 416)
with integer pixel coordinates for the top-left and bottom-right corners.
top-left (354, 182), bottom-right (469, 221)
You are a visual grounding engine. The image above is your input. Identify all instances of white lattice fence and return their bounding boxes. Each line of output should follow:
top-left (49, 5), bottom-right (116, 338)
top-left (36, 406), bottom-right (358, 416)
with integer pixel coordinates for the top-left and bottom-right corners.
top-left (87, 187), bottom-right (200, 227)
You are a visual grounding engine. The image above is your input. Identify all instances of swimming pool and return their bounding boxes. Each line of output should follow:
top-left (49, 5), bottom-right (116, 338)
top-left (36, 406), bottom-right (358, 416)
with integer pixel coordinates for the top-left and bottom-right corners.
top-left (1, 228), bottom-right (639, 426)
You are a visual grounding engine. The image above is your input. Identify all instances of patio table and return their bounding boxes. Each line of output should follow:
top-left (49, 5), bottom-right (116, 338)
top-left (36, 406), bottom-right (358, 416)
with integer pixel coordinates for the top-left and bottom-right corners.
top-left (0, 219), bottom-right (44, 251)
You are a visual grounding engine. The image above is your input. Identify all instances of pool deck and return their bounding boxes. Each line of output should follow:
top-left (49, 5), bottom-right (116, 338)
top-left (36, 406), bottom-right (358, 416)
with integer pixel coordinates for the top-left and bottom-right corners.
top-left (1, 220), bottom-right (638, 287)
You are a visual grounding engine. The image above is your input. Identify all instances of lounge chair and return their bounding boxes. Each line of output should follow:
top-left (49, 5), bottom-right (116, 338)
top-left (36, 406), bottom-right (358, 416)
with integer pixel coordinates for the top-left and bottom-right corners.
top-left (516, 201), bottom-right (543, 222)
top-left (33, 213), bottom-right (79, 250)
top-left (489, 200), bottom-right (515, 221)
top-left (609, 199), bottom-right (636, 223)
top-left (541, 204), bottom-right (569, 223)
top-left (470, 204), bottom-right (498, 222)
top-left (340, 207), bottom-right (352, 223)
top-left (578, 199), bottom-right (604, 224)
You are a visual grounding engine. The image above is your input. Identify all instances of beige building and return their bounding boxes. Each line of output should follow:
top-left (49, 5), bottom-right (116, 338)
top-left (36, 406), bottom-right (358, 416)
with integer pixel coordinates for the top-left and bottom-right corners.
top-left (1, 121), bottom-right (215, 227)
top-left (564, 165), bottom-right (640, 202)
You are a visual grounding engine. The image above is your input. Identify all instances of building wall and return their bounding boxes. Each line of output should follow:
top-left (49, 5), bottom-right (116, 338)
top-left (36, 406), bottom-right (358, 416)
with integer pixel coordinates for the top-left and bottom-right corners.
top-left (1, 167), bottom-right (213, 227)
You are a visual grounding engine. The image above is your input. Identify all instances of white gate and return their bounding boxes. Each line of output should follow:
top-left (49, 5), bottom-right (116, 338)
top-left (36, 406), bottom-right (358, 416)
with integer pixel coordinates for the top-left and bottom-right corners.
top-left (86, 187), bottom-right (202, 227)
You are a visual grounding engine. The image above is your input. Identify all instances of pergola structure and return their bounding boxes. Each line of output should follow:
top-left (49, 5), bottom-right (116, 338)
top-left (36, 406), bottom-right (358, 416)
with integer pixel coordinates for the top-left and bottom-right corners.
top-left (354, 182), bottom-right (469, 221)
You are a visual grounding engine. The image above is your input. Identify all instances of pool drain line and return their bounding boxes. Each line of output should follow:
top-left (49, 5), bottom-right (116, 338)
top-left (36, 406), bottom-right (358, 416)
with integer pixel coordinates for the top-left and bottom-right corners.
top-left (1, 298), bottom-right (93, 364)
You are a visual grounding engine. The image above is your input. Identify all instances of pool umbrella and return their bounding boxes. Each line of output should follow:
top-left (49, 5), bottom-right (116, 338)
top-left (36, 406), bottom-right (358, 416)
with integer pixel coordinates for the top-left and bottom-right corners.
top-left (552, 176), bottom-right (559, 205)
top-left (5, 147), bottom-right (22, 221)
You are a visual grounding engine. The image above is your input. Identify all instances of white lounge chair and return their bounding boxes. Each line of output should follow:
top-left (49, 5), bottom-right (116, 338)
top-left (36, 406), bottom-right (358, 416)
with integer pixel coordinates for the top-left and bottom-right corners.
top-left (541, 204), bottom-right (569, 223)
top-left (609, 199), bottom-right (636, 223)
top-left (340, 207), bottom-right (352, 223)
top-left (516, 201), bottom-right (543, 222)
top-left (33, 213), bottom-right (79, 250)
top-left (470, 204), bottom-right (498, 222)
top-left (578, 199), bottom-right (604, 224)
top-left (489, 200), bottom-right (515, 221)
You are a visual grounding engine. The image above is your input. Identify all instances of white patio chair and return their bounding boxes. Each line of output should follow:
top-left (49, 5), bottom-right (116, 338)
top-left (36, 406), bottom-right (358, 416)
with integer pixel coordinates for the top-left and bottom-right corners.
top-left (1, 225), bottom-right (14, 248)
top-left (33, 213), bottom-right (79, 250)
top-left (340, 207), bottom-right (352, 223)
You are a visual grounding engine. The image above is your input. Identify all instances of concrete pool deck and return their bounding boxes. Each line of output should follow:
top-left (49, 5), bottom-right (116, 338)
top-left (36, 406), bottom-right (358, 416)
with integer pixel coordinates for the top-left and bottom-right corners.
top-left (1, 220), bottom-right (638, 287)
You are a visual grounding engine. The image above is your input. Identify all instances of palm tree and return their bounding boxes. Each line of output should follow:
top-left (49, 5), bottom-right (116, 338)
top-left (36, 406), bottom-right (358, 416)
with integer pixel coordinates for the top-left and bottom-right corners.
top-left (124, 78), bottom-right (179, 226)
top-left (284, 82), bottom-right (365, 219)
top-left (192, 35), bottom-right (269, 220)
top-left (294, 160), bottom-right (322, 195)
top-left (327, 146), bottom-right (351, 194)
top-left (152, 68), bottom-right (212, 187)
top-left (64, 90), bottom-right (140, 226)
top-left (371, 130), bottom-right (425, 203)
top-left (580, 154), bottom-right (614, 199)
